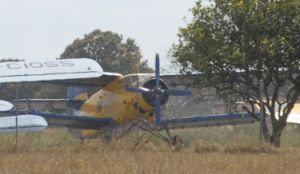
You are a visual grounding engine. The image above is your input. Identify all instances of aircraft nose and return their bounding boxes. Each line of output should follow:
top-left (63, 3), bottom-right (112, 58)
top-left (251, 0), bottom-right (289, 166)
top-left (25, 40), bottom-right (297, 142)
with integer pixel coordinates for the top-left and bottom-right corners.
top-left (142, 79), bottom-right (169, 107)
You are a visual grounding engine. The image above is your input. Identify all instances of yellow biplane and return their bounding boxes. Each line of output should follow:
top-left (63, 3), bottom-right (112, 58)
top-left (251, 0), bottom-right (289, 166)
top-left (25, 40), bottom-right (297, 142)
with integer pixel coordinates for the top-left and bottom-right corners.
top-left (0, 55), bottom-right (257, 141)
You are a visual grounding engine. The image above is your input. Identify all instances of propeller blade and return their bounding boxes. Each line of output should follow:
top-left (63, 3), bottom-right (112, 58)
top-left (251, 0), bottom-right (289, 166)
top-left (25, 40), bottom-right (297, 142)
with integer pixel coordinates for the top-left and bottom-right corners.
top-left (155, 54), bottom-right (160, 87)
top-left (154, 97), bottom-right (161, 126)
top-left (164, 90), bottom-right (192, 96)
top-left (125, 87), bottom-right (151, 94)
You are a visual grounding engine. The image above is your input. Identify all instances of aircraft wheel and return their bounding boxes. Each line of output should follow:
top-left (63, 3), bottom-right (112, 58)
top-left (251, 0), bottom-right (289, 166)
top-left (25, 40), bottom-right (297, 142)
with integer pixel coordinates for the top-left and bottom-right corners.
top-left (172, 135), bottom-right (183, 151)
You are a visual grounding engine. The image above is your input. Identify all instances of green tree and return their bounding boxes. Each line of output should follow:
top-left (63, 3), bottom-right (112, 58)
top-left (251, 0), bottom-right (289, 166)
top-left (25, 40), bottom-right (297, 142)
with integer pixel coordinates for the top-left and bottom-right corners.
top-left (61, 29), bottom-right (152, 74)
top-left (171, 0), bottom-right (300, 147)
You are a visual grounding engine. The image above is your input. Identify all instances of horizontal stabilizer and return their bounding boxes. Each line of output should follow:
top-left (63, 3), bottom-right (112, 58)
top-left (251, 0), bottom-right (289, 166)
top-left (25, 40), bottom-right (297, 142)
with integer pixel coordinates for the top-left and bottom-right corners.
top-left (162, 113), bottom-right (257, 129)
top-left (0, 115), bottom-right (48, 133)
top-left (0, 100), bottom-right (13, 112)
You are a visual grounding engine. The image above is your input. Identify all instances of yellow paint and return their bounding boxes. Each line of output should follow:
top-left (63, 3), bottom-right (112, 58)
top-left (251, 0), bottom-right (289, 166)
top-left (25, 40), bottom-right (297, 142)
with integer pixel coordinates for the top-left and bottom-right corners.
top-left (80, 74), bottom-right (156, 138)
top-left (74, 93), bottom-right (88, 101)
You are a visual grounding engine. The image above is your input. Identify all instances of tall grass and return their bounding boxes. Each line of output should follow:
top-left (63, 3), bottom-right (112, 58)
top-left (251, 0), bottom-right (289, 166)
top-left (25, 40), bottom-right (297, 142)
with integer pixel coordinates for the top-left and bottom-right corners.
top-left (0, 124), bottom-right (300, 174)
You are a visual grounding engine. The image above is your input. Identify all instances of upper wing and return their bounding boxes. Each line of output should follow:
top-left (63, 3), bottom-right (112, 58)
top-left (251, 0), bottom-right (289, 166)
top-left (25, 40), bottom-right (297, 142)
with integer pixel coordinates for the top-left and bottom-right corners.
top-left (0, 58), bottom-right (122, 87)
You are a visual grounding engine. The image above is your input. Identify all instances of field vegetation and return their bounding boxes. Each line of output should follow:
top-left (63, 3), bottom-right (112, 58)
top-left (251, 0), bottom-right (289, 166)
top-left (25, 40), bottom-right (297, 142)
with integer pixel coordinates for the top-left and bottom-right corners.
top-left (0, 123), bottom-right (300, 174)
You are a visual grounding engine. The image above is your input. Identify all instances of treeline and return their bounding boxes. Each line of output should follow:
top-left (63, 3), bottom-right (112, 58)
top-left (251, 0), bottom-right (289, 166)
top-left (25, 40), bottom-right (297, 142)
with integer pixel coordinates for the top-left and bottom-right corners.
top-left (0, 30), bottom-right (153, 100)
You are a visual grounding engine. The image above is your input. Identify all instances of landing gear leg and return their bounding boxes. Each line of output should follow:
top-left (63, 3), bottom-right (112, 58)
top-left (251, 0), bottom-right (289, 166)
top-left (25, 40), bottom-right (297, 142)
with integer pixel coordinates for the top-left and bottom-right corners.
top-left (102, 128), bottom-right (114, 143)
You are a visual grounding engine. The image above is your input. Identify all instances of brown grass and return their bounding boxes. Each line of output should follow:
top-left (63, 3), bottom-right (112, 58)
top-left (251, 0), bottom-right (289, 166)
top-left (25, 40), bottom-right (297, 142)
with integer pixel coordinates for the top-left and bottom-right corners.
top-left (0, 128), bottom-right (300, 174)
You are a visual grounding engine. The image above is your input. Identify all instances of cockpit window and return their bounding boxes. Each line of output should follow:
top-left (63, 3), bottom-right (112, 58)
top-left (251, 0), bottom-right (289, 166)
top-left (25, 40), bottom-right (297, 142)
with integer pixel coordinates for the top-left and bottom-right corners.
top-left (123, 74), bottom-right (153, 87)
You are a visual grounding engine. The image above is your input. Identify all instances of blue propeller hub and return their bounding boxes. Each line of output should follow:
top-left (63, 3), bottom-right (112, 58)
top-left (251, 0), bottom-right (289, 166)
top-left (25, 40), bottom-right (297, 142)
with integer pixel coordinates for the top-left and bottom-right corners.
top-left (126, 54), bottom-right (192, 126)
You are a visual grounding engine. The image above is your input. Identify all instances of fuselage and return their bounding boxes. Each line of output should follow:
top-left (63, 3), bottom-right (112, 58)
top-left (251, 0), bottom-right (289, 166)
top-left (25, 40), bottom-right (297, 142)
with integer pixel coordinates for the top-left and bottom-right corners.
top-left (79, 74), bottom-right (160, 137)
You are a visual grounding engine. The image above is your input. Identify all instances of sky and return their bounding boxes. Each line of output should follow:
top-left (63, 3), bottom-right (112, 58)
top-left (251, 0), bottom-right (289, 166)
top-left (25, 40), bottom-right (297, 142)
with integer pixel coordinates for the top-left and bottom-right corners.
top-left (0, 0), bottom-right (202, 69)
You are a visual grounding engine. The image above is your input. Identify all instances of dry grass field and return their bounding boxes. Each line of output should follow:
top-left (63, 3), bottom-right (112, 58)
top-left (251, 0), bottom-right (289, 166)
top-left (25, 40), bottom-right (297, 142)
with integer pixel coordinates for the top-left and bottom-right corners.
top-left (0, 124), bottom-right (300, 174)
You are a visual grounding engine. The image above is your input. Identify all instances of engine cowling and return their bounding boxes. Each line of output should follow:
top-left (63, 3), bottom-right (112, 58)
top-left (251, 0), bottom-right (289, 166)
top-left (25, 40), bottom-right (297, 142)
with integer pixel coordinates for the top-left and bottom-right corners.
top-left (141, 78), bottom-right (169, 107)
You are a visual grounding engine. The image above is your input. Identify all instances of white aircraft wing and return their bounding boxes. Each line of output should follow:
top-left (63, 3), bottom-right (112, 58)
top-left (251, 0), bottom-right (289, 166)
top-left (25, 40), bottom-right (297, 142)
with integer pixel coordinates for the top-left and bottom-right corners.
top-left (286, 113), bottom-right (300, 124)
top-left (0, 100), bottom-right (13, 112)
top-left (0, 115), bottom-right (48, 133)
top-left (0, 58), bottom-right (122, 87)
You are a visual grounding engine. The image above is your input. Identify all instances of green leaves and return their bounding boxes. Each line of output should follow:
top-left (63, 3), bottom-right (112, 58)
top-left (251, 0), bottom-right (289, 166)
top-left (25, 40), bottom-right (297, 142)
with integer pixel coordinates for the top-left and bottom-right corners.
top-left (171, 0), bottom-right (300, 146)
top-left (61, 29), bottom-right (152, 74)
top-left (173, 0), bottom-right (300, 78)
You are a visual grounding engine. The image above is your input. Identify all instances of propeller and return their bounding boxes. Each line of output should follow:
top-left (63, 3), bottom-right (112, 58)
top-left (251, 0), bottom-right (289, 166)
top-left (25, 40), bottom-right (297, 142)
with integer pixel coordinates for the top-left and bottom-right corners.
top-left (126, 54), bottom-right (191, 126)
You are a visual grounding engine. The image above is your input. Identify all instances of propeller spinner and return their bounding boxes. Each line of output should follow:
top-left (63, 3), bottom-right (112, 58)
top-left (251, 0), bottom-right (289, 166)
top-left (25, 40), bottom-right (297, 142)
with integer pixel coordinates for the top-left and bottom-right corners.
top-left (126, 54), bottom-right (192, 126)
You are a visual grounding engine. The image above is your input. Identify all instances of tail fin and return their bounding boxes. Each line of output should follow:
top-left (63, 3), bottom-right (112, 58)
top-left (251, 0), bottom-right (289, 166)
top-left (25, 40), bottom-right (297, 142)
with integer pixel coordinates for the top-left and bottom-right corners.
top-left (66, 86), bottom-right (88, 114)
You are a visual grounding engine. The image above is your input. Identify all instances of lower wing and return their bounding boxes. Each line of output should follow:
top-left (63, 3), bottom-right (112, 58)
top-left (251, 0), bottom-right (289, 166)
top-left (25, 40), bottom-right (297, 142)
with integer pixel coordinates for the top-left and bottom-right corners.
top-left (162, 113), bottom-right (257, 129)
top-left (0, 110), bottom-right (114, 132)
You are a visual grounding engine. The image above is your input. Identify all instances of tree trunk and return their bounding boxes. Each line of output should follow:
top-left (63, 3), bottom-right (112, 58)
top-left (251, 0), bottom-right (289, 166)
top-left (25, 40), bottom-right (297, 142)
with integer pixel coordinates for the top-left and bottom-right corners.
top-left (262, 119), bottom-right (270, 141)
top-left (270, 128), bottom-right (282, 148)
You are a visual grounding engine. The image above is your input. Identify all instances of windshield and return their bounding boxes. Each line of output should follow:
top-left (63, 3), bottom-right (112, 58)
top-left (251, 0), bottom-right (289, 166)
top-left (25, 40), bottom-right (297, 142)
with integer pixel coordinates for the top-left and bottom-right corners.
top-left (123, 74), bottom-right (153, 87)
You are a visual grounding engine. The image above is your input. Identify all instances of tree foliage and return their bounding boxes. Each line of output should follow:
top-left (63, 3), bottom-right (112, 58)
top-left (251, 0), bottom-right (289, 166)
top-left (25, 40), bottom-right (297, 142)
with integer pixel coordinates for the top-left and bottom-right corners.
top-left (61, 30), bottom-right (152, 74)
top-left (171, 0), bottom-right (300, 147)
top-left (1, 30), bottom-right (152, 101)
